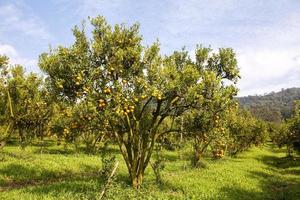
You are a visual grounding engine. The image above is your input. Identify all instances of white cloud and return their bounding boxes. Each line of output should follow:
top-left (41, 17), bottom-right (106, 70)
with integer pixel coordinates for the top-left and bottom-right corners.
top-left (157, 1), bottom-right (300, 96)
top-left (236, 12), bottom-right (300, 96)
top-left (0, 3), bottom-right (51, 41)
top-left (237, 48), bottom-right (300, 96)
top-left (0, 44), bottom-right (38, 71)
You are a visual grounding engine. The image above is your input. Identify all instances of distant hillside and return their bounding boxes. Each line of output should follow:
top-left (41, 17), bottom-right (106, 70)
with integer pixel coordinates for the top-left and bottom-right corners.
top-left (237, 87), bottom-right (300, 121)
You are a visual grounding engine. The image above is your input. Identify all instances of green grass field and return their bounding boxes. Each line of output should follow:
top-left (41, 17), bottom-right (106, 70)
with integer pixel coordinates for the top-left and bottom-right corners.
top-left (0, 143), bottom-right (299, 200)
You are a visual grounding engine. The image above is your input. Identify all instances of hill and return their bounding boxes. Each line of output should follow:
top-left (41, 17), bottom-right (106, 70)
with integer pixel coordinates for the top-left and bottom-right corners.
top-left (237, 87), bottom-right (300, 121)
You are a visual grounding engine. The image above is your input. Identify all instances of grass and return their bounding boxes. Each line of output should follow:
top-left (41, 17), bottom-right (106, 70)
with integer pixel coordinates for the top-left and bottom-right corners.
top-left (0, 142), bottom-right (299, 200)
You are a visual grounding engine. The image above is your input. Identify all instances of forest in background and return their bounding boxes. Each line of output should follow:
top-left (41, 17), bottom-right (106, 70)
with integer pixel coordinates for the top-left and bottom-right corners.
top-left (238, 88), bottom-right (300, 121)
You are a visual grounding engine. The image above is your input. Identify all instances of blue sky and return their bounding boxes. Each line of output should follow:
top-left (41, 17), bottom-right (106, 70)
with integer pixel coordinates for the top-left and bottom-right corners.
top-left (0, 0), bottom-right (299, 96)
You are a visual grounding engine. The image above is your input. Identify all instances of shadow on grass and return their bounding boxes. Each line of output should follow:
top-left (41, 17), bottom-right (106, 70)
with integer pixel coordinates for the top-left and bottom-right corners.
top-left (2, 166), bottom-right (172, 199)
top-left (113, 172), bottom-right (185, 197)
top-left (25, 175), bottom-right (105, 200)
top-left (0, 164), bottom-right (54, 183)
top-left (30, 145), bottom-right (120, 156)
top-left (163, 152), bottom-right (179, 162)
top-left (257, 155), bottom-right (300, 169)
top-left (221, 170), bottom-right (299, 200)
top-left (282, 169), bottom-right (300, 175)
top-left (0, 162), bottom-right (150, 199)
top-left (0, 163), bottom-right (103, 190)
top-left (220, 152), bottom-right (300, 200)
top-left (32, 148), bottom-right (77, 155)
top-left (252, 171), bottom-right (298, 199)
top-left (5, 138), bottom-right (57, 147)
top-left (221, 186), bottom-right (264, 200)
top-left (0, 151), bottom-right (34, 161)
top-left (27, 174), bottom-right (180, 200)
top-left (157, 179), bottom-right (185, 194)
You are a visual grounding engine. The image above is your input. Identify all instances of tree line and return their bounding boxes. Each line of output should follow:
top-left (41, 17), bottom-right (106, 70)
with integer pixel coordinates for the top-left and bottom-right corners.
top-left (238, 87), bottom-right (300, 120)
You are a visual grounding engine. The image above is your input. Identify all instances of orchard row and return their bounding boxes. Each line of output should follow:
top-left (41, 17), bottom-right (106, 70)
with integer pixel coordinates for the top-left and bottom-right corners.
top-left (0, 16), bottom-right (299, 189)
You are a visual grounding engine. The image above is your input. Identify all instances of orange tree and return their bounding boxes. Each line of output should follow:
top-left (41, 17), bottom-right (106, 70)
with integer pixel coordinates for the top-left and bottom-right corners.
top-left (183, 46), bottom-right (240, 166)
top-left (272, 101), bottom-right (300, 156)
top-left (8, 66), bottom-right (52, 148)
top-left (0, 55), bottom-right (13, 149)
top-left (287, 101), bottom-right (300, 154)
top-left (39, 16), bottom-right (239, 188)
top-left (70, 101), bottom-right (108, 153)
top-left (0, 56), bottom-right (52, 149)
top-left (47, 103), bottom-right (78, 147)
top-left (48, 101), bottom-right (108, 153)
top-left (226, 107), bottom-right (268, 156)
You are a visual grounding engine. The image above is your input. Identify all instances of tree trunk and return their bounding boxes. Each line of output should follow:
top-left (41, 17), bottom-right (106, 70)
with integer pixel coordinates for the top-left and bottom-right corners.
top-left (193, 136), bottom-right (212, 168)
top-left (117, 130), bottom-right (151, 189)
top-left (287, 144), bottom-right (293, 157)
top-left (19, 130), bottom-right (26, 150)
top-left (193, 144), bottom-right (201, 167)
top-left (114, 103), bottom-right (164, 189)
top-left (0, 141), bottom-right (6, 151)
top-left (131, 173), bottom-right (143, 189)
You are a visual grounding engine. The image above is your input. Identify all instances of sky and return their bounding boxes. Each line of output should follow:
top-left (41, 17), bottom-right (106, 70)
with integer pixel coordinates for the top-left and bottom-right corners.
top-left (0, 0), bottom-right (299, 96)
